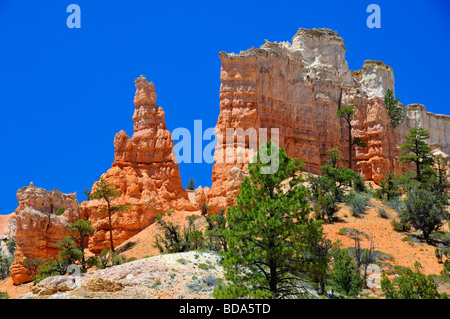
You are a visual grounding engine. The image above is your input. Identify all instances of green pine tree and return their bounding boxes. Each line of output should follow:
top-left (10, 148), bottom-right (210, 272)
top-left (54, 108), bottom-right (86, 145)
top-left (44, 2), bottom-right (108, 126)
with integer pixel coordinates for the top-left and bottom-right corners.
top-left (399, 127), bottom-right (434, 183)
top-left (69, 217), bottom-right (95, 270)
top-left (336, 105), bottom-right (367, 171)
top-left (329, 248), bottom-right (364, 297)
top-left (384, 89), bottom-right (403, 128)
top-left (186, 178), bottom-right (196, 190)
top-left (90, 177), bottom-right (130, 252)
top-left (214, 142), bottom-right (325, 299)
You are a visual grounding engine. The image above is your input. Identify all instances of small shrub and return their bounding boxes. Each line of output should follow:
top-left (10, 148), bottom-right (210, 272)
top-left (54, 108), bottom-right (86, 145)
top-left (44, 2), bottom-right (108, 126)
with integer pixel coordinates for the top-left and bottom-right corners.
top-left (430, 231), bottom-right (450, 246)
top-left (86, 256), bottom-right (99, 269)
top-left (386, 198), bottom-right (405, 214)
top-left (352, 173), bottom-right (367, 193)
top-left (198, 263), bottom-right (215, 270)
top-left (381, 262), bottom-right (443, 299)
top-left (391, 218), bottom-right (411, 232)
top-left (337, 228), bottom-right (369, 239)
top-left (435, 248), bottom-right (444, 263)
top-left (121, 241), bottom-right (136, 252)
top-left (442, 259), bottom-right (450, 278)
top-left (0, 291), bottom-right (9, 299)
top-left (403, 187), bottom-right (446, 241)
top-left (176, 258), bottom-right (188, 265)
top-left (33, 258), bottom-right (68, 284)
top-left (377, 207), bottom-right (389, 219)
top-left (151, 278), bottom-right (162, 288)
top-left (347, 191), bottom-right (370, 217)
top-left (126, 257), bottom-right (137, 263)
top-left (54, 207), bottom-right (66, 216)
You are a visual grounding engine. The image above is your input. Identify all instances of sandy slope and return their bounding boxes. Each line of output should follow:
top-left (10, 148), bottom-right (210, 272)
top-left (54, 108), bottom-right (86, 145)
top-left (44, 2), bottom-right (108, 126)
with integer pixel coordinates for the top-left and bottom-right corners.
top-left (2, 196), bottom-right (449, 298)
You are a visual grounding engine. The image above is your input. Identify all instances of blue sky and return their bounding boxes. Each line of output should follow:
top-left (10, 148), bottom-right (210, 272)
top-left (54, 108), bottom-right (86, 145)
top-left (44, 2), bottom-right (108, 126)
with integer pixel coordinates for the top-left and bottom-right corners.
top-left (0, 0), bottom-right (449, 214)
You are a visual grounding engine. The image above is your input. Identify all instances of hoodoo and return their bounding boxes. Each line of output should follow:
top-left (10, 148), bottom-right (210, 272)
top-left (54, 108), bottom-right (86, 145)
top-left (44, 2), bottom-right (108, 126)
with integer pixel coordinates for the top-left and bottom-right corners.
top-left (82, 75), bottom-right (196, 253)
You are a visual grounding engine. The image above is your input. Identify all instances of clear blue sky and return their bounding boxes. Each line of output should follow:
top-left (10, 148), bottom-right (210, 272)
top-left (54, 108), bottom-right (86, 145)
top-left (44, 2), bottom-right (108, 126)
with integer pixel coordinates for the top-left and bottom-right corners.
top-left (0, 0), bottom-right (449, 214)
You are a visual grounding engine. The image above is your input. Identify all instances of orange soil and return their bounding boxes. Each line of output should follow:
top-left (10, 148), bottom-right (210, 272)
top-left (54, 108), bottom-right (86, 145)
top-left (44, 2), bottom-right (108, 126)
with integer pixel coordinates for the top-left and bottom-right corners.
top-left (323, 198), bottom-right (448, 277)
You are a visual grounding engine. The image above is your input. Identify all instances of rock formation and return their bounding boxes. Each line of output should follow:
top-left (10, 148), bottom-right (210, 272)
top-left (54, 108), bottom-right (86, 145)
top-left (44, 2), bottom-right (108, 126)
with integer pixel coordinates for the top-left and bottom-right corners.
top-left (207, 28), bottom-right (449, 211)
top-left (82, 75), bottom-right (196, 253)
top-left (10, 183), bottom-right (78, 285)
top-left (400, 104), bottom-right (450, 154)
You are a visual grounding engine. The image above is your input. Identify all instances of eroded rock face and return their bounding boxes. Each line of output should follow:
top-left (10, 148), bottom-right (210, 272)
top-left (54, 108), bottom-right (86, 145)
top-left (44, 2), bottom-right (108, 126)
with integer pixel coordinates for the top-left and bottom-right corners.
top-left (207, 28), bottom-right (447, 210)
top-left (400, 104), bottom-right (450, 155)
top-left (82, 76), bottom-right (196, 253)
top-left (10, 183), bottom-right (78, 285)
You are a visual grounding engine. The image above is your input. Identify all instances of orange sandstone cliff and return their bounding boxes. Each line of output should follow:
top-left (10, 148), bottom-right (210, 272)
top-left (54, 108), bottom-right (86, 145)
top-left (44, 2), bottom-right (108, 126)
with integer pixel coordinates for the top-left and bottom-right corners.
top-left (206, 28), bottom-right (449, 211)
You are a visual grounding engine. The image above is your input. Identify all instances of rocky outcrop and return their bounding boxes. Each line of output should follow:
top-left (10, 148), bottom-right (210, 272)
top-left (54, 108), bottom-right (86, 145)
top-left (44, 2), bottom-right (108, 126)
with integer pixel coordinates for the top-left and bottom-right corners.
top-left (82, 76), bottom-right (196, 253)
top-left (400, 104), bottom-right (450, 155)
top-left (10, 183), bottom-right (78, 285)
top-left (20, 251), bottom-right (223, 299)
top-left (208, 28), bottom-right (406, 210)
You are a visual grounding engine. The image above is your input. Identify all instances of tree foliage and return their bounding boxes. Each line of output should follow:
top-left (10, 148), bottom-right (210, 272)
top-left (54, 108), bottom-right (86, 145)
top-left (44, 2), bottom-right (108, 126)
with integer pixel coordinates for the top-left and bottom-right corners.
top-left (402, 186), bottom-right (446, 241)
top-left (384, 89), bottom-right (403, 128)
top-left (329, 247), bottom-right (364, 297)
top-left (69, 218), bottom-right (95, 270)
top-left (153, 212), bottom-right (204, 253)
top-left (336, 105), bottom-right (367, 171)
top-left (375, 173), bottom-right (402, 201)
top-left (186, 178), bottom-right (196, 191)
top-left (400, 127), bottom-right (434, 183)
top-left (214, 142), bottom-right (325, 299)
top-left (90, 177), bottom-right (130, 252)
top-left (381, 262), bottom-right (442, 299)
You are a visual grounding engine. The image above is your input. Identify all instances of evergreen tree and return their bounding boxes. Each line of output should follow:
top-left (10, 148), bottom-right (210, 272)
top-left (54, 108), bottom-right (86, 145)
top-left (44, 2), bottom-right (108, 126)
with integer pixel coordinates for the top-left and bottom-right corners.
top-left (329, 248), bottom-right (364, 297)
top-left (384, 89), bottom-right (403, 128)
top-left (56, 236), bottom-right (83, 265)
top-left (204, 208), bottom-right (228, 252)
top-left (336, 105), bottom-right (367, 171)
top-left (309, 164), bottom-right (354, 223)
top-left (186, 178), bottom-right (196, 190)
top-left (214, 142), bottom-right (325, 299)
top-left (424, 155), bottom-right (450, 206)
top-left (376, 173), bottom-right (402, 201)
top-left (400, 127), bottom-right (434, 183)
top-left (90, 177), bottom-right (130, 252)
top-left (69, 218), bottom-right (95, 270)
top-left (327, 147), bottom-right (341, 168)
top-left (402, 186), bottom-right (446, 241)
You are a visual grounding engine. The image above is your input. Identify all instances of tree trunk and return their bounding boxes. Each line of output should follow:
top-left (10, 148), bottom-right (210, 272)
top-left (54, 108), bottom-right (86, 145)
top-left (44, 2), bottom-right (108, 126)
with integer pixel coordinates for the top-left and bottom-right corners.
top-left (319, 280), bottom-right (325, 295)
top-left (80, 234), bottom-right (86, 270)
top-left (107, 200), bottom-right (114, 252)
top-left (348, 124), bottom-right (352, 171)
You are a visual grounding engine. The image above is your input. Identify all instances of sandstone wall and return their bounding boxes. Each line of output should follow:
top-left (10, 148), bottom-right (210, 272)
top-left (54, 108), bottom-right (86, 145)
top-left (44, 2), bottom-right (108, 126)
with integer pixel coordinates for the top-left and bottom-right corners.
top-left (207, 28), bottom-right (445, 211)
top-left (400, 104), bottom-right (450, 154)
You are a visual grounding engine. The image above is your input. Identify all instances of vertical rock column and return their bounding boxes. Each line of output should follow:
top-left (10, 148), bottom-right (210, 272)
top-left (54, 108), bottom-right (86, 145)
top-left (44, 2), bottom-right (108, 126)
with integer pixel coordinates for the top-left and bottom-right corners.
top-left (82, 76), bottom-right (196, 253)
